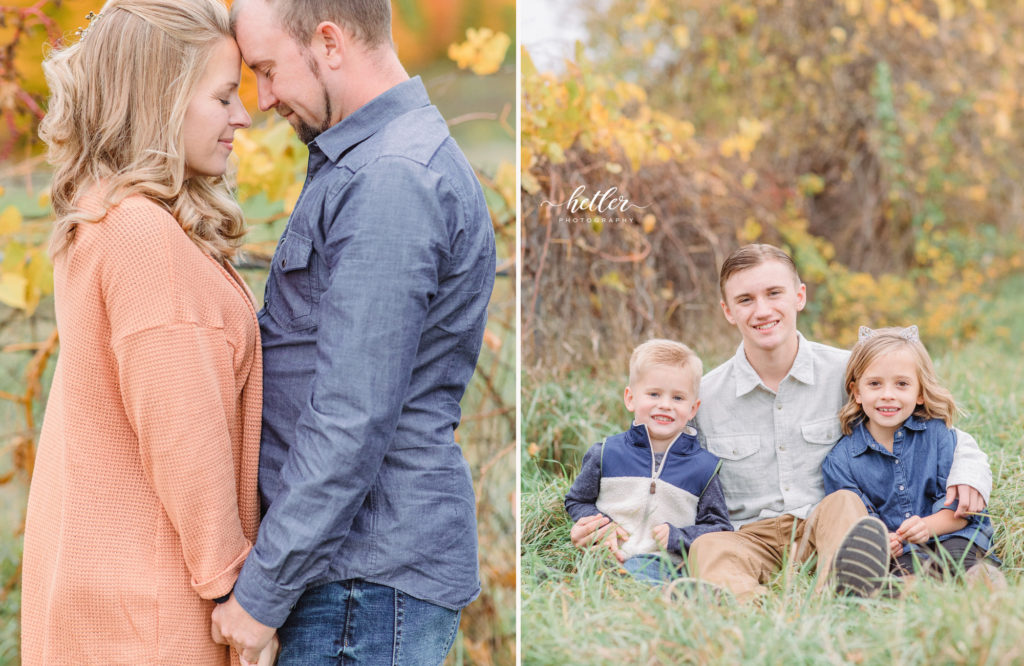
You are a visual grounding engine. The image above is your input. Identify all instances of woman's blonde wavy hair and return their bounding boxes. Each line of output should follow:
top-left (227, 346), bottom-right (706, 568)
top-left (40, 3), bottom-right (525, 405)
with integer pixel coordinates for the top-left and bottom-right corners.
top-left (40, 0), bottom-right (245, 261)
top-left (839, 327), bottom-right (959, 435)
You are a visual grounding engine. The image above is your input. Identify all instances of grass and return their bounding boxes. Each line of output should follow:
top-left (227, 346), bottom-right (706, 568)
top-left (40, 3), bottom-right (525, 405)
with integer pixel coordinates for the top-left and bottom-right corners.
top-left (521, 273), bottom-right (1024, 665)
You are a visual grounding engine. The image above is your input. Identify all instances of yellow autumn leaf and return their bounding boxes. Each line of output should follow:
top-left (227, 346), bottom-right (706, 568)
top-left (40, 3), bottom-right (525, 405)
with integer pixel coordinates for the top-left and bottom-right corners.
top-left (739, 217), bottom-right (762, 242)
top-left (0, 272), bottom-right (28, 310)
top-left (26, 249), bottom-right (54, 297)
top-left (598, 270), bottom-right (627, 292)
top-left (642, 214), bottom-right (656, 234)
top-left (605, 162), bottom-right (623, 174)
top-left (2, 241), bottom-right (25, 273)
top-left (672, 25), bottom-right (691, 49)
top-left (448, 28), bottom-right (511, 76)
top-left (0, 206), bottom-right (22, 235)
top-left (742, 170), bottom-right (758, 190)
top-left (283, 181), bottom-right (304, 215)
top-left (527, 442), bottom-right (540, 457)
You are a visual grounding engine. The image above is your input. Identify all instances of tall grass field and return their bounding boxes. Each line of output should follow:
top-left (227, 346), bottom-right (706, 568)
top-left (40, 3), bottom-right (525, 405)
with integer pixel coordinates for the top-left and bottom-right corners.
top-left (521, 275), bottom-right (1024, 665)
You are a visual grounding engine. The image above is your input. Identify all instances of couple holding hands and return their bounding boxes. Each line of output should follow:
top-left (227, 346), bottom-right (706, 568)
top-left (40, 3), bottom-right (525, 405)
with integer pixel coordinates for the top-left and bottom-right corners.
top-left (21, 0), bottom-right (495, 663)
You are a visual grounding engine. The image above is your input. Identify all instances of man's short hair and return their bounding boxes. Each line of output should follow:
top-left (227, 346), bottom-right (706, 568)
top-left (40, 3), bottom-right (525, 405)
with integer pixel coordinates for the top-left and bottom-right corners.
top-left (628, 339), bottom-right (703, 394)
top-left (719, 243), bottom-right (801, 301)
top-left (247, 0), bottom-right (392, 48)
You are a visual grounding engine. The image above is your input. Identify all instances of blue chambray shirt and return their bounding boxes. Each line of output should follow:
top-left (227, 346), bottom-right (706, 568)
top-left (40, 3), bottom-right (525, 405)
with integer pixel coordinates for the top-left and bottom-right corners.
top-left (822, 416), bottom-right (993, 554)
top-left (232, 77), bottom-right (495, 627)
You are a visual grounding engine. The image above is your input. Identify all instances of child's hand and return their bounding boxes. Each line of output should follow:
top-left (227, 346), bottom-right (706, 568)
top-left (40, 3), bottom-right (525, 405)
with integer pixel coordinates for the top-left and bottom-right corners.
top-left (652, 523), bottom-right (670, 550)
top-left (889, 532), bottom-right (904, 557)
top-left (570, 515), bottom-right (612, 548)
top-left (601, 527), bottom-right (629, 563)
top-left (570, 515), bottom-right (629, 558)
top-left (897, 515), bottom-right (929, 544)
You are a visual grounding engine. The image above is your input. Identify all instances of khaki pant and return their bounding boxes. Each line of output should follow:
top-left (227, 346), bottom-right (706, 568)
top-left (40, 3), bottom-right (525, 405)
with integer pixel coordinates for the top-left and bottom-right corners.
top-left (688, 490), bottom-right (868, 601)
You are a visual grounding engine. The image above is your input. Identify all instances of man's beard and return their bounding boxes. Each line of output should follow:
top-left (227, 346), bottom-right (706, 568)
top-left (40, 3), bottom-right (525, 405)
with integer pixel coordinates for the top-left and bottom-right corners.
top-left (294, 49), bottom-right (333, 144)
top-left (295, 83), bottom-right (332, 144)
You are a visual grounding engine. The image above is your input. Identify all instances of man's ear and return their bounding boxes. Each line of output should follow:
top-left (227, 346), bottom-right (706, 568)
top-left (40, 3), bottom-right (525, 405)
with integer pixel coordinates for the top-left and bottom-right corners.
top-left (720, 300), bottom-right (736, 326)
top-left (795, 282), bottom-right (807, 312)
top-left (313, 20), bottom-right (348, 68)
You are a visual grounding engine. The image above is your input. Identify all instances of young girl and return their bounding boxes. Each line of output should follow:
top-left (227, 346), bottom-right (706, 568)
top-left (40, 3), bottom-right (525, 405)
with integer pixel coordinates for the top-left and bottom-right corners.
top-left (822, 326), bottom-right (998, 581)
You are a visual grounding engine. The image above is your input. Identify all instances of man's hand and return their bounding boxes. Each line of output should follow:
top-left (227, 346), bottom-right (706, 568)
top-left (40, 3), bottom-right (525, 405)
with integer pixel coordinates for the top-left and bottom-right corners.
top-left (211, 594), bottom-right (276, 665)
top-left (897, 515), bottom-right (929, 545)
top-left (888, 532), bottom-right (904, 557)
top-left (652, 524), bottom-right (670, 551)
top-left (945, 484), bottom-right (986, 519)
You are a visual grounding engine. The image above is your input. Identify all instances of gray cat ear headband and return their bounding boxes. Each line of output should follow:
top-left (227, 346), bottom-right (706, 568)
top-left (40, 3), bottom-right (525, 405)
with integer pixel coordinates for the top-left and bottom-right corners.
top-left (858, 325), bottom-right (920, 343)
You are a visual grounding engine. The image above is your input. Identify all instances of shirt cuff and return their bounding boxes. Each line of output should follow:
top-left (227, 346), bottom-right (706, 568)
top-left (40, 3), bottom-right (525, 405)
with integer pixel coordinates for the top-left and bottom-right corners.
top-left (945, 471), bottom-right (991, 506)
top-left (233, 555), bottom-right (307, 628)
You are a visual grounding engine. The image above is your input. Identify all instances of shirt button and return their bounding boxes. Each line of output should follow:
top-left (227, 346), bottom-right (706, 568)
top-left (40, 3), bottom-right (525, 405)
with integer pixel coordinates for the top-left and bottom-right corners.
top-left (905, 512), bottom-right (911, 518)
top-left (779, 445), bottom-right (786, 451)
top-left (895, 459), bottom-right (900, 464)
top-left (899, 485), bottom-right (905, 491)
top-left (776, 404), bottom-right (782, 410)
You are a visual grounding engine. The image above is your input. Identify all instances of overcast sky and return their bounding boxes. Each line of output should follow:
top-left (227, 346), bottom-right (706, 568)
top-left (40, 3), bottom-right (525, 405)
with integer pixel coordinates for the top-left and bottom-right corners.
top-left (519, 0), bottom-right (588, 72)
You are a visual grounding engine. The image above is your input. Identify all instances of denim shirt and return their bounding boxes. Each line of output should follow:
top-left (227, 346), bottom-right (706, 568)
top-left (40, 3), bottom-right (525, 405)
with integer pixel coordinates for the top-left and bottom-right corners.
top-left (822, 416), bottom-right (993, 553)
top-left (233, 77), bottom-right (496, 626)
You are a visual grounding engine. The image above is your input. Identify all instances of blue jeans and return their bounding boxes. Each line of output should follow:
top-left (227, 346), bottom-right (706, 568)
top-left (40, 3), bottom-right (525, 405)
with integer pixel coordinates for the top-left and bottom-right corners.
top-left (275, 580), bottom-right (461, 665)
top-left (622, 554), bottom-right (683, 584)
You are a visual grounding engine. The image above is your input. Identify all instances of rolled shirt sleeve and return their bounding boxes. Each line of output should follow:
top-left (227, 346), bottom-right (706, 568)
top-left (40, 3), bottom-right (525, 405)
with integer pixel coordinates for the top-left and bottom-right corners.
top-left (947, 427), bottom-right (991, 505)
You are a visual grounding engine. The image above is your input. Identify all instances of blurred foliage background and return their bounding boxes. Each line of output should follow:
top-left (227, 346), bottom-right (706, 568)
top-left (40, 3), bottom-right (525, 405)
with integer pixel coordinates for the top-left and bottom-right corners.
top-left (522, 0), bottom-right (1024, 374)
top-left (0, 0), bottom-right (515, 664)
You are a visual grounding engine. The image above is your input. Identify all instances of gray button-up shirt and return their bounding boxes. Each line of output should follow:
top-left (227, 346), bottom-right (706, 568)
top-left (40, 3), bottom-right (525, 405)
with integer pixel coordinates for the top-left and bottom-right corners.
top-left (696, 332), bottom-right (991, 527)
top-left (233, 77), bottom-right (495, 626)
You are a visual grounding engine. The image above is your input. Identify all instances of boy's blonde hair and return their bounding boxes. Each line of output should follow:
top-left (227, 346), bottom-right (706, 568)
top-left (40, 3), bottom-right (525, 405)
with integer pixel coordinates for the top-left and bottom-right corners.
top-left (839, 327), bottom-right (958, 435)
top-left (628, 339), bottom-right (702, 394)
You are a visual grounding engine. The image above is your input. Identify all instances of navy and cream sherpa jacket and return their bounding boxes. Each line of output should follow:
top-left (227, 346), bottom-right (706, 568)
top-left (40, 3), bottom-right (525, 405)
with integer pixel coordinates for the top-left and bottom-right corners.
top-left (565, 422), bottom-right (733, 563)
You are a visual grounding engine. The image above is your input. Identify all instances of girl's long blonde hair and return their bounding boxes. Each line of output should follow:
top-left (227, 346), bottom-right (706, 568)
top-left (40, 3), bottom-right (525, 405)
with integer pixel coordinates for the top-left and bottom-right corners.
top-left (839, 327), bottom-right (959, 435)
top-left (40, 0), bottom-right (245, 261)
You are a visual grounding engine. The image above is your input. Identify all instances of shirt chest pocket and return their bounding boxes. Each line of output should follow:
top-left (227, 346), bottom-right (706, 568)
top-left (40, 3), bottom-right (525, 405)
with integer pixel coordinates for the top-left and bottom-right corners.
top-left (706, 434), bottom-right (760, 461)
top-left (267, 231), bottom-right (319, 331)
top-left (800, 417), bottom-right (841, 446)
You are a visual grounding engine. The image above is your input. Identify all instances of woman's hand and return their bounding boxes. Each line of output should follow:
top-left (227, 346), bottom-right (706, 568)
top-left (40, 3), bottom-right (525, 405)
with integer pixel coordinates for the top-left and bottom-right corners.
top-left (240, 633), bottom-right (279, 666)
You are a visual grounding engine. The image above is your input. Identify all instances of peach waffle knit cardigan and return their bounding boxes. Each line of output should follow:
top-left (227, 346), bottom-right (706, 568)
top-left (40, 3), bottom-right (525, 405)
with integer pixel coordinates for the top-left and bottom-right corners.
top-left (22, 195), bottom-right (261, 665)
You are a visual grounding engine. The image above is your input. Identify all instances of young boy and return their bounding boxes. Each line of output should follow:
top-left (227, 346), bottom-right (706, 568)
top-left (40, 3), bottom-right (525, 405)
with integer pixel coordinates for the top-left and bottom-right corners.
top-left (564, 339), bottom-right (733, 582)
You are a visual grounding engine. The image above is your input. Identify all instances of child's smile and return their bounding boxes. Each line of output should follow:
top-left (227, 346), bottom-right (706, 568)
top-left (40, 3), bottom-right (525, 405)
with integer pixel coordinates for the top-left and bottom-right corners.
top-left (853, 349), bottom-right (924, 447)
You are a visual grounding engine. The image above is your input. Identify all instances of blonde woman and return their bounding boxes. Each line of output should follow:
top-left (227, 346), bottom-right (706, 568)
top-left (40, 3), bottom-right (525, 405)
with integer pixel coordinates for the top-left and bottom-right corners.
top-left (21, 0), bottom-right (275, 663)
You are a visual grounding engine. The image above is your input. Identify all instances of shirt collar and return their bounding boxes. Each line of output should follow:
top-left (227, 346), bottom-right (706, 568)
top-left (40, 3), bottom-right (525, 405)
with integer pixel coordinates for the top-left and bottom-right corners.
top-left (733, 330), bottom-right (815, 396)
top-left (849, 414), bottom-right (928, 455)
top-left (311, 76), bottom-right (430, 164)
